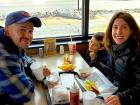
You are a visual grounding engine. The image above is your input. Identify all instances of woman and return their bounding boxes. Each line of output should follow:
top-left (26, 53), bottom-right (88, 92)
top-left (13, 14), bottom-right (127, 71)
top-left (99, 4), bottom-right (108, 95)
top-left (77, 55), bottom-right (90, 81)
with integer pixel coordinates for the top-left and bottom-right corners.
top-left (103, 12), bottom-right (140, 105)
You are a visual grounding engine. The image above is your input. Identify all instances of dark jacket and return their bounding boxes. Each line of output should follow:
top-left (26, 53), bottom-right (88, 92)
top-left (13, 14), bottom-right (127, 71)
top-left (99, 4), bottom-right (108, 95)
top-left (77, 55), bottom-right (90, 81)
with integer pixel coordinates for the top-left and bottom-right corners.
top-left (86, 49), bottom-right (111, 79)
top-left (86, 49), bottom-right (108, 67)
top-left (108, 36), bottom-right (140, 105)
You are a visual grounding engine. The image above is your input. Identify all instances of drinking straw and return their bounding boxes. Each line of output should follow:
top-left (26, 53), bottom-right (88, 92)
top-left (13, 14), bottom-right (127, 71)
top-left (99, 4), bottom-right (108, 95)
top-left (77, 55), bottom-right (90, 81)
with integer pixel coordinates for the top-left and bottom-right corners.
top-left (70, 34), bottom-right (72, 42)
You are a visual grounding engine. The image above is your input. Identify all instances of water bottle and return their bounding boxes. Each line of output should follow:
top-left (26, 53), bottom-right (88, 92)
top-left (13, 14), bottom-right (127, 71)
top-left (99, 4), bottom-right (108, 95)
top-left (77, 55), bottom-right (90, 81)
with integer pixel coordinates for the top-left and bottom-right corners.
top-left (70, 82), bottom-right (79, 105)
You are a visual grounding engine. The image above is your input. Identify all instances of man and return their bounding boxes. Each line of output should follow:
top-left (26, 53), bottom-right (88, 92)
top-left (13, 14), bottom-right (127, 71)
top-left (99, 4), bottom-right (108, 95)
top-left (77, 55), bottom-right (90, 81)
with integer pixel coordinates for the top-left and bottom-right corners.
top-left (0, 10), bottom-right (41, 105)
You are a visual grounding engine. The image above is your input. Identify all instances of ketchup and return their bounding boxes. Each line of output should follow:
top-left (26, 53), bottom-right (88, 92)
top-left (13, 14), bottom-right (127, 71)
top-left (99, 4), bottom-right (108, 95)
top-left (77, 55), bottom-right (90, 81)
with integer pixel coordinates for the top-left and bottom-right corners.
top-left (70, 82), bottom-right (79, 105)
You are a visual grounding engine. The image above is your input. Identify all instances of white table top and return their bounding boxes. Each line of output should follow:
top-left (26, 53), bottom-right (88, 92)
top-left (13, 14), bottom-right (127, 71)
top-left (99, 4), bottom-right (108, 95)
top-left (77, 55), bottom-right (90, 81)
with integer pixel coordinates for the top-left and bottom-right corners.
top-left (25, 52), bottom-right (117, 105)
top-left (33, 52), bottom-right (91, 73)
top-left (25, 80), bottom-right (47, 105)
top-left (25, 52), bottom-right (91, 105)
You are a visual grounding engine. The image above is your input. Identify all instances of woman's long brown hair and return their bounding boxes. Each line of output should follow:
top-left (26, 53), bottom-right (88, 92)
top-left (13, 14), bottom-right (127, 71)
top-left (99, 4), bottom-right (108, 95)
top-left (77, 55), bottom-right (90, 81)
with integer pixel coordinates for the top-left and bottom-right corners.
top-left (103, 11), bottom-right (140, 51)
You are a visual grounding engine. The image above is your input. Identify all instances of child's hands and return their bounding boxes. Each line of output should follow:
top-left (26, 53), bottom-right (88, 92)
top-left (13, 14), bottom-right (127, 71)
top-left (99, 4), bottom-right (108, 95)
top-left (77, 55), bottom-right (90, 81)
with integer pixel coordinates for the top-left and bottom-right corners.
top-left (89, 51), bottom-right (97, 60)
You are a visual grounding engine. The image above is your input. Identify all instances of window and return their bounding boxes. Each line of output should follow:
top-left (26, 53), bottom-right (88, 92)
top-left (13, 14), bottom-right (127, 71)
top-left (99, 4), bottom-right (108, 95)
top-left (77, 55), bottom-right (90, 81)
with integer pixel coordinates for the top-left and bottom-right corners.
top-left (89, 0), bottom-right (140, 34)
top-left (0, 0), bottom-right (82, 39)
top-left (1, 0), bottom-right (140, 41)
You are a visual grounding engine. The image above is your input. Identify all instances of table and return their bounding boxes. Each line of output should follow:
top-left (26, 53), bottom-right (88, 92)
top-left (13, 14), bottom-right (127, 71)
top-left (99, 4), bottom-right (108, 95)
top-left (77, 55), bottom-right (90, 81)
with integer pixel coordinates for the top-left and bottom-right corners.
top-left (32, 52), bottom-right (91, 73)
top-left (25, 52), bottom-right (89, 105)
top-left (25, 80), bottom-right (47, 105)
top-left (26, 52), bottom-right (117, 105)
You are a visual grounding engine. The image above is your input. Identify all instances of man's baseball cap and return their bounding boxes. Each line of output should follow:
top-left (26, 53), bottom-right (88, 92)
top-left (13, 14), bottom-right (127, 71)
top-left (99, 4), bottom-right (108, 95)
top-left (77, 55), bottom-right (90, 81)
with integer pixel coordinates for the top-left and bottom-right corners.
top-left (5, 10), bottom-right (41, 27)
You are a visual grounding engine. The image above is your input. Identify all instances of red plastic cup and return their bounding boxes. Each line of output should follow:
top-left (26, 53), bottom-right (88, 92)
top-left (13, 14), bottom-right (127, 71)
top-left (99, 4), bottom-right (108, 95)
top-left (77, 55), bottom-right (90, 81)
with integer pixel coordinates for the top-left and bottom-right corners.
top-left (68, 41), bottom-right (76, 55)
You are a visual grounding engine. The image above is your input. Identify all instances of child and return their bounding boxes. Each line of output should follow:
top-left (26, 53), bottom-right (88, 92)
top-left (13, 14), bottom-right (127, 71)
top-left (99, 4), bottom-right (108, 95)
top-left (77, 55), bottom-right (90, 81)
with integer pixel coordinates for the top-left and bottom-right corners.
top-left (80, 32), bottom-right (109, 79)
top-left (87, 32), bottom-right (108, 69)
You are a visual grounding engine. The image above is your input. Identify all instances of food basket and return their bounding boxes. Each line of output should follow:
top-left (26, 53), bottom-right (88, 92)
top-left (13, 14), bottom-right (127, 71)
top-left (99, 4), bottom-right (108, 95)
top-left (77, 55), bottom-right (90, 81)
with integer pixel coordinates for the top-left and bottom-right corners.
top-left (41, 71), bottom-right (82, 105)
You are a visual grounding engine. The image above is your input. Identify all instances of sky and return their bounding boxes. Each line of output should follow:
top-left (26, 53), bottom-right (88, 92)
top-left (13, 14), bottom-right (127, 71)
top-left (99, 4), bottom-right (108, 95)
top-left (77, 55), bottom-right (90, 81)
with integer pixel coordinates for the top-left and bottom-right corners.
top-left (0, 0), bottom-right (140, 14)
top-left (91, 1), bottom-right (140, 10)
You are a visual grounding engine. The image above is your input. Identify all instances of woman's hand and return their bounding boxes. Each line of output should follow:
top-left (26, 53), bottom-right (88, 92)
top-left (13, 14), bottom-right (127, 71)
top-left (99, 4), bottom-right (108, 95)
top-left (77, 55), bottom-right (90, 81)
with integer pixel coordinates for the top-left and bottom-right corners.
top-left (104, 95), bottom-right (121, 105)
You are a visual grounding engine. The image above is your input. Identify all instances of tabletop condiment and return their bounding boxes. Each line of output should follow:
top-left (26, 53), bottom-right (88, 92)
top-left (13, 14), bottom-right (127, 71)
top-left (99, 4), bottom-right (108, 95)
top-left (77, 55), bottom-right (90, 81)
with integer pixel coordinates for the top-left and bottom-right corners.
top-left (39, 48), bottom-right (44, 57)
top-left (60, 45), bottom-right (64, 54)
top-left (70, 82), bottom-right (79, 105)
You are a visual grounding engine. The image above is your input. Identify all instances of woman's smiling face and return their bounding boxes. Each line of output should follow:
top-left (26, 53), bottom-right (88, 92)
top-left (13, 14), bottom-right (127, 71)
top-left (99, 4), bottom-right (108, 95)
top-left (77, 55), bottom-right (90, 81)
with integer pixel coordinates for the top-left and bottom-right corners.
top-left (112, 18), bottom-right (132, 45)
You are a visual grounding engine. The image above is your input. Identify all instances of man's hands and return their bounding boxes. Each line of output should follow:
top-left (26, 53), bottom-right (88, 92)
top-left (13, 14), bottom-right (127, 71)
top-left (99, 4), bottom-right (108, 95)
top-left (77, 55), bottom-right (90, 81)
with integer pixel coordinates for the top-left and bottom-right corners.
top-left (43, 66), bottom-right (51, 77)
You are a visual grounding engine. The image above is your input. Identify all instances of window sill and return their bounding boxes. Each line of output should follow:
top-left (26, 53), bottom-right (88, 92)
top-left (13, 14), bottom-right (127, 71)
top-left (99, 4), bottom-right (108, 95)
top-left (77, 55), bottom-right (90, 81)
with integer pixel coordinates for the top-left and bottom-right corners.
top-left (28, 40), bottom-right (89, 49)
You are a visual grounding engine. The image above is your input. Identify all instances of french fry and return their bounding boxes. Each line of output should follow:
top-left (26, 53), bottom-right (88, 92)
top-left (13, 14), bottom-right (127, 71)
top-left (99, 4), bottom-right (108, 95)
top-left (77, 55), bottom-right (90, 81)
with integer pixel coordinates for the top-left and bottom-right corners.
top-left (58, 54), bottom-right (76, 71)
top-left (58, 63), bottom-right (76, 71)
top-left (84, 80), bottom-right (99, 95)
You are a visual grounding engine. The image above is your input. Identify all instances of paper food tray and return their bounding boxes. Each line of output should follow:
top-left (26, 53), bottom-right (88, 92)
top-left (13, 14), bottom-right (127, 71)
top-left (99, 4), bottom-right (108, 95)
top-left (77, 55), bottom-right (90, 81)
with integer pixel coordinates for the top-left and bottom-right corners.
top-left (43, 73), bottom-right (83, 105)
top-left (76, 67), bottom-right (118, 97)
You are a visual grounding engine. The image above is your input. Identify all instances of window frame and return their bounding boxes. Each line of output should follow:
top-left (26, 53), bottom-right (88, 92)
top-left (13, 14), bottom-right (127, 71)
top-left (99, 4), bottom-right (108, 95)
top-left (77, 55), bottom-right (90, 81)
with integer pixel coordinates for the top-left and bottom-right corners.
top-left (30, 0), bottom-right (92, 48)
